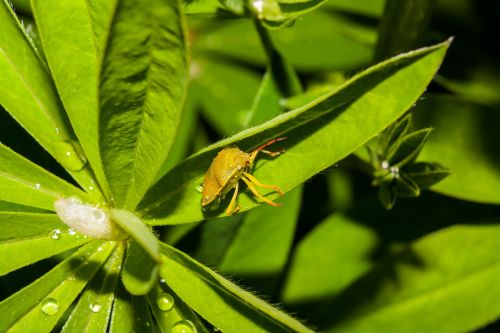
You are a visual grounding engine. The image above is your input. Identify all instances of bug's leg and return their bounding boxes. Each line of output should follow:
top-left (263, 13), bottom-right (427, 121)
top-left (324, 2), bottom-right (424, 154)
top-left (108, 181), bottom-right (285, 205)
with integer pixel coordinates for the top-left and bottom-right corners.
top-left (248, 137), bottom-right (287, 164)
top-left (241, 176), bottom-right (282, 207)
top-left (225, 182), bottom-right (241, 215)
top-left (243, 172), bottom-right (283, 195)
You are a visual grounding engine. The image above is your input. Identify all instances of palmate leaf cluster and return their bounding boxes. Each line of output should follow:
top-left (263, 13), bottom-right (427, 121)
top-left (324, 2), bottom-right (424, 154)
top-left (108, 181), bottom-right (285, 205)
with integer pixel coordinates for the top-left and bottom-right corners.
top-left (0, 0), bottom-right (499, 332)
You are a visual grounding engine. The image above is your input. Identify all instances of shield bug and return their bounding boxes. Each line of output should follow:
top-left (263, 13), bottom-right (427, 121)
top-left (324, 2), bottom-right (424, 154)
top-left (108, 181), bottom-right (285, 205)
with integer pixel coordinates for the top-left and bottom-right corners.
top-left (201, 137), bottom-right (286, 215)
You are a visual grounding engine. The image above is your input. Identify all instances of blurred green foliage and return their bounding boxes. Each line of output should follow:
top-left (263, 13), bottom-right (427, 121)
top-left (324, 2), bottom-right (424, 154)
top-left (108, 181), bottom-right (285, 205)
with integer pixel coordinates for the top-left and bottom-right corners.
top-left (1, 0), bottom-right (499, 332)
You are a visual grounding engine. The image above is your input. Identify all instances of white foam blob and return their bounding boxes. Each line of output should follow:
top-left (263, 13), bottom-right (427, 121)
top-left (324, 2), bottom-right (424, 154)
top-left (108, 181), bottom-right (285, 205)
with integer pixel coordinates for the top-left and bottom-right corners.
top-left (54, 198), bottom-right (126, 240)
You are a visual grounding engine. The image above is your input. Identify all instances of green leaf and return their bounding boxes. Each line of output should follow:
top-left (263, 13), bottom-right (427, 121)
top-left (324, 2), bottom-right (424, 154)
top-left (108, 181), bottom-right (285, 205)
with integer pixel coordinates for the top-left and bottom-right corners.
top-left (378, 184), bottom-right (396, 210)
top-left (109, 283), bottom-right (135, 333)
top-left (192, 11), bottom-right (373, 71)
top-left (148, 284), bottom-right (210, 333)
top-left (61, 243), bottom-right (124, 332)
top-left (275, 0), bottom-right (326, 19)
top-left (0, 1), bottom-right (101, 196)
top-left (109, 285), bottom-right (157, 333)
top-left (387, 128), bottom-right (432, 167)
top-left (99, 0), bottom-right (188, 210)
top-left (245, 70), bottom-right (284, 127)
top-left (160, 242), bottom-right (314, 332)
top-left (414, 95), bottom-right (500, 204)
top-left (192, 215), bottom-right (243, 267)
top-left (0, 241), bottom-right (114, 332)
top-left (395, 174), bottom-right (420, 197)
top-left (381, 114), bottom-right (412, 153)
top-left (110, 209), bottom-right (160, 262)
top-left (375, 0), bottom-right (436, 60)
top-left (404, 162), bottom-right (451, 189)
top-left (190, 57), bottom-right (261, 135)
top-left (0, 143), bottom-right (91, 210)
top-left (282, 213), bottom-right (378, 305)
top-left (0, 212), bottom-right (91, 276)
top-left (140, 40), bottom-right (450, 225)
top-left (122, 241), bottom-right (158, 295)
top-left (317, 221), bottom-right (500, 333)
top-left (323, 0), bottom-right (384, 17)
top-left (30, 0), bottom-right (117, 198)
top-left (155, 94), bottom-right (198, 180)
top-left (219, 187), bottom-right (302, 294)
top-left (0, 201), bottom-right (49, 213)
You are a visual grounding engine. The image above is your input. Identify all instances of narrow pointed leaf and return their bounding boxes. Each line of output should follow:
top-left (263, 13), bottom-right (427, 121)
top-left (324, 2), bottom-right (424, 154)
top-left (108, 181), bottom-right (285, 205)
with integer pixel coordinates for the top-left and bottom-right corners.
top-left (99, 0), bottom-right (188, 209)
top-left (61, 243), bottom-right (124, 333)
top-left (0, 143), bottom-right (91, 210)
top-left (0, 1), bottom-right (101, 195)
top-left (111, 209), bottom-right (160, 262)
top-left (30, 0), bottom-right (119, 199)
top-left (0, 201), bottom-right (48, 213)
top-left (140, 40), bottom-right (450, 225)
top-left (378, 185), bottom-right (396, 210)
top-left (109, 283), bottom-right (135, 333)
top-left (387, 128), bottom-right (432, 167)
top-left (395, 174), bottom-right (420, 197)
top-left (0, 241), bottom-right (114, 332)
top-left (122, 241), bottom-right (158, 295)
top-left (148, 284), bottom-right (210, 333)
top-left (382, 113), bottom-right (412, 152)
top-left (404, 162), bottom-right (451, 189)
top-left (160, 243), bottom-right (314, 333)
top-left (109, 284), bottom-right (167, 332)
top-left (0, 213), bottom-right (91, 276)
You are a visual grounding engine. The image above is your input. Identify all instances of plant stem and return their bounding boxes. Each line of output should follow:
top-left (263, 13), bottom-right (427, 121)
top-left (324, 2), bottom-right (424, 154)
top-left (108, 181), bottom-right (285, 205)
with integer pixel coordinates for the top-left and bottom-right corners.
top-left (253, 20), bottom-right (302, 96)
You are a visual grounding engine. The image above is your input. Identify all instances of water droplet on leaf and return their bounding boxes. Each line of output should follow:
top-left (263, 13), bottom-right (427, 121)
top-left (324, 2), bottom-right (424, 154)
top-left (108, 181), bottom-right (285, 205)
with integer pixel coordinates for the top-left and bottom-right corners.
top-left (157, 292), bottom-right (175, 311)
top-left (90, 303), bottom-right (102, 313)
top-left (41, 298), bottom-right (59, 315)
top-left (49, 229), bottom-right (61, 240)
top-left (171, 320), bottom-right (196, 333)
top-left (196, 184), bottom-right (204, 193)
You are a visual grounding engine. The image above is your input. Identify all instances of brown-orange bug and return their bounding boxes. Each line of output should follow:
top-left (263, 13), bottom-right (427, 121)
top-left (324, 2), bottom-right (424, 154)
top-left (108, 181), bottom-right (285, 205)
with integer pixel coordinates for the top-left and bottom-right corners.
top-left (200, 137), bottom-right (286, 215)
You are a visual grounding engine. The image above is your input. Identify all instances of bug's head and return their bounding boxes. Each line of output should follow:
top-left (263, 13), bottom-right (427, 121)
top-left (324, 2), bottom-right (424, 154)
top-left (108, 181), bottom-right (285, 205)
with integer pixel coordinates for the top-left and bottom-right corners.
top-left (201, 193), bottom-right (215, 207)
top-left (200, 183), bottom-right (218, 207)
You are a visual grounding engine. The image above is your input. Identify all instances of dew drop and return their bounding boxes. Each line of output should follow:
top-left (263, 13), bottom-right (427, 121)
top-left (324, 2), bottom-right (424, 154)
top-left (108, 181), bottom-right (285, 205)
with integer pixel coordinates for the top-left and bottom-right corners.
top-left (34, 183), bottom-right (41, 190)
top-left (55, 141), bottom-right (88, 171)
top-left (68, 228), bottom-right (76, 236)
top-left (196, 184), bottom-right (204, 193)
top-left (88, 186), bottom-right (94, 191)
top-left (97, 246), bottom-right (103, 252)
top-left (171, 320), bottom-right (196, 333)
top-left (156, 292), bottom-right (175, 312)
top-left (381, 161), bottom-right (389, 169)
top-left (90, 303), bottom-right (102, 313)
top-left (55, 127), bottom-right (60, 134)
top-left (40, 298), bottom-right (59, 316)
top-left (160, 278), bottom-right (166, 284)
top-left (49, 229), bottom-right (62, 240)
top-left (390, 166), bottom-right (400, 177)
